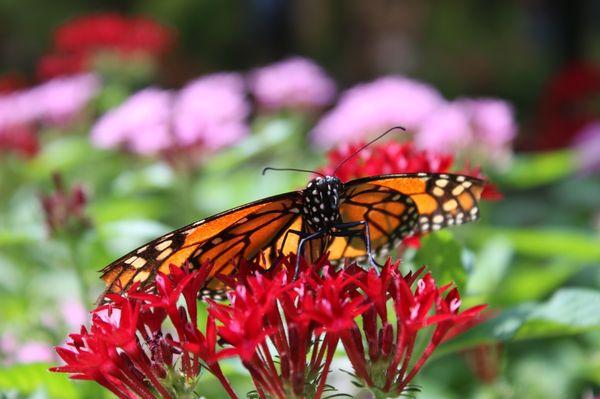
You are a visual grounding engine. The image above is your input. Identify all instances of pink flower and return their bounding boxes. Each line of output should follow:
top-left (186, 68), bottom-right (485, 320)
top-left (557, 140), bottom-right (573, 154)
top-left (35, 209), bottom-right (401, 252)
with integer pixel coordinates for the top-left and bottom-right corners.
top-left (311, 76), bottom-right (444, 147)
top-left (91, 73), bottom-right (250, 156)
top-left (572, 121), bottom-right (600, 174)
top-left (249, 57), bottom-right (336, 110)
top-left (173, 73), bottom-right (249, 150)
top-left (463, 98), bottom-right (517, 147)
top-left (0, 73), bottom-right (99, 131)
top-left (414, 101), bottom-right (472, 153)
top-left (34, 74), bottom-right (100, 126)
top-left (61, 300), bottom-right (89, 329)
top-left (415, 98), bottom-right (517, 164)
top-left (15, 342), bottom-right (55, 364)
top-left (90, 88), bottom-right (174, 154)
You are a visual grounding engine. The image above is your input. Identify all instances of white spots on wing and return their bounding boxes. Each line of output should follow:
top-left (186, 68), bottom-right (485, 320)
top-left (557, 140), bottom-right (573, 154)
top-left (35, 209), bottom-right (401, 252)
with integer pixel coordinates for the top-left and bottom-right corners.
top-left (155, 240), bottom-right (172, 251)
top-left (432, 215), bottom-right (444, 224)
top-left (131, 257), bottom-right (147, 269)
top-left (157, 248), bottom-right (173, 261)
top-left (432, 187), bottom-right (445, 197)
top-left (125, 256), bottom-right (137, 265)
top-left (133, 270), bottom-right (150, 282)
top-left (290, 208), bottom-right (300, 214)
top-left (456, 175), bottom-right (466, 182)
top-left (435, 179), bottom-right (449, 188)
top-left (443, 199), bottom-right (458, 212)
top-left (462, 181), bottom-right (473, 189)
top-left (136, 245), bottom-right (148, 254)
top-left (452, 185), bottom-right (465, 196)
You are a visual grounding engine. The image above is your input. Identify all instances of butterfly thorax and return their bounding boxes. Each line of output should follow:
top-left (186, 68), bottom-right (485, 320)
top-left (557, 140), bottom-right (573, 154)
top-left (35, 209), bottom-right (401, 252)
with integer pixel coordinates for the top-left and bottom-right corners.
top-left (301, 176), bottom-right (343, 231)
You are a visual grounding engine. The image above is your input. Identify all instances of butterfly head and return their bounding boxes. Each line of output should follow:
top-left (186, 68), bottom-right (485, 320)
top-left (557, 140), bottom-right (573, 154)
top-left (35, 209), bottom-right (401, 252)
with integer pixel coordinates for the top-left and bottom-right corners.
top-left (302, 176), bottom-right (343, 230)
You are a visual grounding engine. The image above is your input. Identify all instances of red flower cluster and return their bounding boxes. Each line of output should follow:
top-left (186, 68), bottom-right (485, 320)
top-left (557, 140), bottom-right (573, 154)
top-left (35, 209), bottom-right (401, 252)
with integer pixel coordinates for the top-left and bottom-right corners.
top-left (40, 173), bottom-right (89, 235)
top-left (52, 256), bottom-right (485, 399)
top-left (38, 13), bottom-right (175, 79)
top-left (320, 141), bottom-right (454, 182)
top-left (0, 124), bottom-right (39, 158)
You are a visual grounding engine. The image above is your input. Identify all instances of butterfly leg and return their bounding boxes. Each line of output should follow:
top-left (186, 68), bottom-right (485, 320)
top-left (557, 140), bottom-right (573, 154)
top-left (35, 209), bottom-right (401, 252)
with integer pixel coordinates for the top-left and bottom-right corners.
top-left (295, 230), bottom-right (326, 279)
top-left (332, 220), bottom-right (384, 272)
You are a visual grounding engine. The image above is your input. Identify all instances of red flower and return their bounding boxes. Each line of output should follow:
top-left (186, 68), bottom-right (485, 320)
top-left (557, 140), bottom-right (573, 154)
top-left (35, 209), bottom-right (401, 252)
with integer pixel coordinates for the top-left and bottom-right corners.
top-left (0, 124), bottom-right (39, 158)
top-left (53, 255), bottom-right (485, 399)
top-left (38, 13), bottom-right (175, 79)
top-left (531, 61), bottom-right (600, 150)
top-left (320, 140), bottom-right (454, 182)
top-left (39, 173), bottom-right (89, 236)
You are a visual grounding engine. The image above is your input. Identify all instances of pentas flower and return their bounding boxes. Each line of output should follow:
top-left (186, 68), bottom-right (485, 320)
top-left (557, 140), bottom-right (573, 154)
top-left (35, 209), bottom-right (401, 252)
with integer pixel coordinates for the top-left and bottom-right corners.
top-left (416, 98), bottom-right (516, 166)
top-left (173, 73), bottom-right (249, 150)
top-left (38, 13), bottom-right (174, 79)
top-left (90, 88), bottom-right (174, 155)
top-left (53, 255), bottom-right (485, 399)
top-left (248, 57), bottom-right (336, 111)
top-left (320, 140), bottom-right (453, 182)
top-left (311, 76), bottom-right (444, 148)
top-left (0, 73), bottom-right (99, 131)
top-left (40, 173), bottom-right (90, 236)
top-left (320, 140), bottom-right (501, 200)
top-left (90, 73), bottom-right (249, 159)
top-left (0, 124), bottom-right (39, 158)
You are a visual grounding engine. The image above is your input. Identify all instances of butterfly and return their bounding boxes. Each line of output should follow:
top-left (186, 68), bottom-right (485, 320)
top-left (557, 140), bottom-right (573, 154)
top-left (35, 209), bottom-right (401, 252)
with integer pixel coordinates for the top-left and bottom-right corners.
top-left (99, 171), bottom-right (484, 298)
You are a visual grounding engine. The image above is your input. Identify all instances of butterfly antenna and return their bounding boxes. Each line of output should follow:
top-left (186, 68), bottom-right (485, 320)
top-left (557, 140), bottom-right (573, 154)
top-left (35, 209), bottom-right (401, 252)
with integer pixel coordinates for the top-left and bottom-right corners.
top-left (332, 125), bottom-right (406, 175)
top-left (262, 167), bottom-right (326, 178)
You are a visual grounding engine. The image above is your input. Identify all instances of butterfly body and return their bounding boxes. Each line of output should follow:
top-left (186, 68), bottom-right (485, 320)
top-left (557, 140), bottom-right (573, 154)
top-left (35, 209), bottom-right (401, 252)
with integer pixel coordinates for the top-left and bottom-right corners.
top-left (301, 176), bottom-right (343, 231)
top-left (99, 172), bottom-right (484, 298)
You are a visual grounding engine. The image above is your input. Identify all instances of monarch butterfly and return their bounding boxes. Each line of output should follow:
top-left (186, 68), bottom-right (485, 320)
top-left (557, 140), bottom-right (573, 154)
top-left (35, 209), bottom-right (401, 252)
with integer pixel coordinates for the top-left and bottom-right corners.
top-left (99, 129), bottom-right (484, 299)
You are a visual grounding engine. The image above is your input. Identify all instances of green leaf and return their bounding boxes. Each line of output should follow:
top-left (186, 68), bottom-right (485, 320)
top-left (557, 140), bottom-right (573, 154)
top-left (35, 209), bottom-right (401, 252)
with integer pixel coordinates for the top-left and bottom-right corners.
top-left (440, 288), bottom-right (600, 354)
top-left (499, 150), bottom-right (576, 188)
top-left (467, 227), bottom-right (600, 263)
top-left (0, 363), bottom-right (79, 399)
top-left (466, 236), bottom-right (513, 300)
top-left (410, 231), bottom-right (467, 290)
top-left (496, 260), bottom-right (586, 304)
top-left (514, 288), bottom-right (600, 339)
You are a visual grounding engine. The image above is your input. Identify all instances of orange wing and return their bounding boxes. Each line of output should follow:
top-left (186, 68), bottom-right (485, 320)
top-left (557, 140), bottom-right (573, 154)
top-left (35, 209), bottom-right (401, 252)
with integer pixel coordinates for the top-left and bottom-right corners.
top-left (100, 192), bottom-right (301, 296)
top-left (327, 173), bottom-right (484, 261)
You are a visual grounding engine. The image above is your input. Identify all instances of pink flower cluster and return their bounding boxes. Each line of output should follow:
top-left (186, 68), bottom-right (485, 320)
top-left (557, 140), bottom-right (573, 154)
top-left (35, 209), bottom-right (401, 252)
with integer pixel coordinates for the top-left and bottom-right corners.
top-left (311, 76), bottom-right (517, 162)
top-left (249, 57), bottom-right (336, 110)
top-left (311, 76), bottom-right (444, 147)
top-left (0, 73), bottom-right (100, 130)
top-left (91, 73), bottom-right (249, 155)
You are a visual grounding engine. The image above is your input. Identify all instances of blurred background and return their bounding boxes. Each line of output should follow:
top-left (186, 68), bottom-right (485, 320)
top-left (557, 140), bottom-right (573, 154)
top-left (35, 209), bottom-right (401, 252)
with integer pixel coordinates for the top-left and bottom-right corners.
top-left (0, 1), bottom-right (599, 398)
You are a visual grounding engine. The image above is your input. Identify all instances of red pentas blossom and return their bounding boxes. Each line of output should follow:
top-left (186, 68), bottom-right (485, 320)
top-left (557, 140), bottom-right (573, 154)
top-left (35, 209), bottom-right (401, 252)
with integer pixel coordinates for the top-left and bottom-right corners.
top-left (52, 255), bottom-right (485, 399)
top-left (38, 13), bottom-right (175, 79)
top-left (320, 140), bottom-right (454, 182)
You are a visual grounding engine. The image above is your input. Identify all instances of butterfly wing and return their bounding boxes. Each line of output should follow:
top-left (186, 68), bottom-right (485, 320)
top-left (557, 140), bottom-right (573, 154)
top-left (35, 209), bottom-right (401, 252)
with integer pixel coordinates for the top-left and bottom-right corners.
top-left (100, 192), bottom-right (302, 295)
top-left (327, 173), bottom-right (484, 260)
